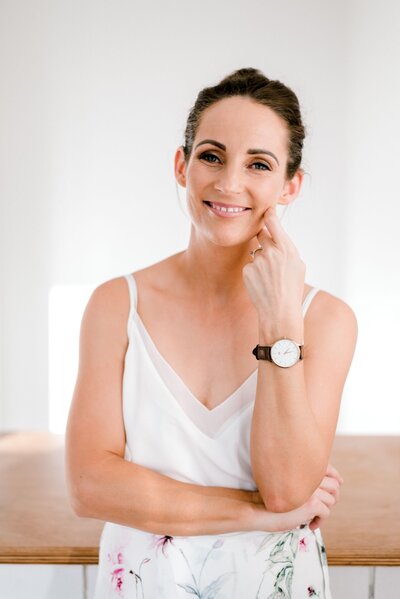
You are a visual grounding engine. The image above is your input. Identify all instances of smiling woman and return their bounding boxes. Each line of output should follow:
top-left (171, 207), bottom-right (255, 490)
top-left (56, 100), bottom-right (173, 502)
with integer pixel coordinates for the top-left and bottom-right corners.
top-left (65, 67), bottom-right (357, 599)
top-left (174, 89), bottom-right (304, 252)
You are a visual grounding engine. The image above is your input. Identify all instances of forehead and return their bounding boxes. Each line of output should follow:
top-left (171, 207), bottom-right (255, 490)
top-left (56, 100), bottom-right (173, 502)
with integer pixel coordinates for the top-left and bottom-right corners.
top-left (195, 96), bottom-right (288, 152)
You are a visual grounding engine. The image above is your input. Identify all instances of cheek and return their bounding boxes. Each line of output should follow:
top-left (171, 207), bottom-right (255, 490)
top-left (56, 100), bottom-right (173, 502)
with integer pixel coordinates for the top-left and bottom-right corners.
top-left (188, 165), bottom-right (209, 191)
top-left (185, 170), bottom-right (212, 207)
top-left (261, 173), bottom-right (287, 195)
top-left (252, 181), bottom-right (280, 205)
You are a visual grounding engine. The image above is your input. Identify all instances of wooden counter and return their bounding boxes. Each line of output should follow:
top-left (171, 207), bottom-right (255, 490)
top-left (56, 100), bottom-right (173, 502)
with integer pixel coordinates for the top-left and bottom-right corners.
top-left (0, 432), bottom-right (399, 565)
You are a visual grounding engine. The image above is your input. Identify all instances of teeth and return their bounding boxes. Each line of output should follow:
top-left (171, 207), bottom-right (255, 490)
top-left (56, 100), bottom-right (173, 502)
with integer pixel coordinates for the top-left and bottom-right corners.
top-left (210, 202), bottom-right (246, 213)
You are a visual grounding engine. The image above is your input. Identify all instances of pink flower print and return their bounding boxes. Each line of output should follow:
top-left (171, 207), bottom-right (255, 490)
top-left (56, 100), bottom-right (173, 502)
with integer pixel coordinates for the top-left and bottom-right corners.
top-left (107, 549), bottom-right (125, 566)
top-left (107, 548), bottom-right (126, 595)
top-left (111, 566), bottom-right (124, 594)
top-left (308, 586), bottom-right (319, 596)
top-left (299, 536), bottom-right (309, 552)
top-left (152, 534), bottom-right (174, 557)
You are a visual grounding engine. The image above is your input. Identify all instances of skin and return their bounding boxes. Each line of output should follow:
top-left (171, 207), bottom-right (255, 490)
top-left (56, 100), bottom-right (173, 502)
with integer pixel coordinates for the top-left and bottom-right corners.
top-left (66, 95), bottom-right (357, 535)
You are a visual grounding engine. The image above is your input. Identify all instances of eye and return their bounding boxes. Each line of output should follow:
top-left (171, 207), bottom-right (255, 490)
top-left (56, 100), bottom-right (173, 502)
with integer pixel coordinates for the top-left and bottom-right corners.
top-left (251, 162), bottom-right (271, 171)
top-left (198, 151), bottom-right (221, 164)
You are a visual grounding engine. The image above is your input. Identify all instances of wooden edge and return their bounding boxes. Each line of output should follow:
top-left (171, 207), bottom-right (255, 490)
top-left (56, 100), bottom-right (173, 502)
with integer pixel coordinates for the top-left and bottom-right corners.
top-left (328, 555), bottom-right (400, 566)
top-left (0, 556), bottom-right (99, 565)
top-left (0, 547), bottom-right (99, 565)
top-left (1, 554), bottom-right (399, 566)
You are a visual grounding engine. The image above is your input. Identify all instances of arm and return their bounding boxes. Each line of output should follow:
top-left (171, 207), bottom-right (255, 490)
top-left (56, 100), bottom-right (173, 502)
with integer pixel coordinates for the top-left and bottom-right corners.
top-left (65, 278), bottom-right (301, 536)
top-left (251, 292), bottom-right (357, 512)
top-left (243, 207), bottom-right (358, 513)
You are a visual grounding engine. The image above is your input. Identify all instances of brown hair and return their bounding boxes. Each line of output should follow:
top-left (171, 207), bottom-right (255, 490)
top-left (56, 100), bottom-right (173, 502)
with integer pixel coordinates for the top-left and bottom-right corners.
top-left (182, 67), bottom-right (305, 180)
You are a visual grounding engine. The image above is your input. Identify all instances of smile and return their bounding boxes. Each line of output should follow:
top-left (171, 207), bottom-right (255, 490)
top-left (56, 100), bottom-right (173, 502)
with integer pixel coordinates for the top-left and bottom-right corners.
top-left (203, 201), bottom-right (251, 217)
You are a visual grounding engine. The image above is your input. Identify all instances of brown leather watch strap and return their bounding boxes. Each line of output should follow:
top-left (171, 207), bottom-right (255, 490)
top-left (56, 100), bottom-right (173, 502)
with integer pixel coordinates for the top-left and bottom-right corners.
top-left (252, 345), bottom-right (272, 360)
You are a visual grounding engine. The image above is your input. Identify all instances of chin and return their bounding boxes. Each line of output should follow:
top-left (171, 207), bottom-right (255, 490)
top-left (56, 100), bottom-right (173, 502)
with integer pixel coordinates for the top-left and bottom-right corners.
top-left (201, 230), bottom-right (252, 249)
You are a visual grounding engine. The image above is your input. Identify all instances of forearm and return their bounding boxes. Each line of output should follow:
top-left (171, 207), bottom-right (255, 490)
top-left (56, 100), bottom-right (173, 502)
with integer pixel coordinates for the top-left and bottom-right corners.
top-left (70, 452), bottom-right (261, 536)
top-left (250, 315), bottom-right (328, 512)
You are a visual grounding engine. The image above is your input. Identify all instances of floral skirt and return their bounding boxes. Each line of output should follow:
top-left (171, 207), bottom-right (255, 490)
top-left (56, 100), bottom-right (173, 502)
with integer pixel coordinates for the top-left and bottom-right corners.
top-left (93, 522), bottom-right (332, 599)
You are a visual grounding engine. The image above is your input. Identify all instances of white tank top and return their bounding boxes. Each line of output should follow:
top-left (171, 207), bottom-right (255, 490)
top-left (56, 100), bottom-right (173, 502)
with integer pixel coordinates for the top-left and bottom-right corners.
top-left (93, 275), bottom-right (332, 599)
top-left (122, 273), bottom-right (320, 490)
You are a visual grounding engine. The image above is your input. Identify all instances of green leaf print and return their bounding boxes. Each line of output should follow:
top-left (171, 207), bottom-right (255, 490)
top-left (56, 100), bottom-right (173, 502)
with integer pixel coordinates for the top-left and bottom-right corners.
top-left (255, 531), bottom-right (299, 598)
top-left (202, 572), bottom-right (235, 599)
top-left (266, 591), bottom-right (287, 599)
top-left (176, 583), bottom-right (200, 596)
top-left (285, 567), bottom-right (293, 595)
top-left (174, 539), bottom-right (234, 599)
top-left (318, 541), bottom-right (328, 566)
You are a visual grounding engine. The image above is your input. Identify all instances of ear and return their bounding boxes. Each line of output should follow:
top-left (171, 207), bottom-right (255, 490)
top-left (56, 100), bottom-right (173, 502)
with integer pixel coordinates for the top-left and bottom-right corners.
top-left (174, 146), bottom-right (187, 188)
top-left (278, 169), bottom-right (304, 206)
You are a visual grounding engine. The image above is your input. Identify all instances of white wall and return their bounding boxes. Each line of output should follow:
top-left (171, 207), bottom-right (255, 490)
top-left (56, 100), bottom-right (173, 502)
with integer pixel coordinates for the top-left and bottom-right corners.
top-left (341, 0), bottom-right (400, 433)
top-left (0, 0), bottom-right (398, 433)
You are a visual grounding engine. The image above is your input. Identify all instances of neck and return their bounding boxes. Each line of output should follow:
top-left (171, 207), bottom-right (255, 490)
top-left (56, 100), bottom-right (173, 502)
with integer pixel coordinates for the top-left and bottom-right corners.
top-left (177, 227), bottom-right (258, 307)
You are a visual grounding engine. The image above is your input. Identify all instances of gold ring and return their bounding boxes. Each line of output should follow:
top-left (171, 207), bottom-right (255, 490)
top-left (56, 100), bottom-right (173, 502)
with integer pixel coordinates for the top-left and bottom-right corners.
top-left (250, 246), bottom-right (263, 259)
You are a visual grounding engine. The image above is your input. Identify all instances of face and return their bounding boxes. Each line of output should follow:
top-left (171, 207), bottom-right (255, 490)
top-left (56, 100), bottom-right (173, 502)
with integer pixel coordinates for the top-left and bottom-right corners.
top-left (174, 95), bottom-right (303, 248)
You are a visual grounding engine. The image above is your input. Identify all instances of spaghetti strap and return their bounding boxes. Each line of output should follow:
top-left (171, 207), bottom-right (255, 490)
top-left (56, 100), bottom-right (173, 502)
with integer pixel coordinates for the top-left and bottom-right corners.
top-left (302, 287), bottom-right (320, 317)
top-left (123, 273), bottom-right (138, 335)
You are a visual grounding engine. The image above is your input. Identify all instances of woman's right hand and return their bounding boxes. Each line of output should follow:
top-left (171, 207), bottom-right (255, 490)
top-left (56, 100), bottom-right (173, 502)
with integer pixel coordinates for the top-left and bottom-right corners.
top-left (286, 463), bottom-right (343, 532)
top-left (251, 463), bottom-right (343, 533)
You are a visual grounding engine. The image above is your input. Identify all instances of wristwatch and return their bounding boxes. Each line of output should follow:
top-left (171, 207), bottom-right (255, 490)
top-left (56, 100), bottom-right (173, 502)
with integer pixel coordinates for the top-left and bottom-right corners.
top-left (252, 338), bottom-right (304, 368)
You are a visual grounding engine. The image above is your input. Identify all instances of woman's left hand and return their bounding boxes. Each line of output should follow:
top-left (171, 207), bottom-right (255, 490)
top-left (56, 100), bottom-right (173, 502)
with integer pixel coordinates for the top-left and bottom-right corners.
top-left (242, 205), bottom-right (306, 321)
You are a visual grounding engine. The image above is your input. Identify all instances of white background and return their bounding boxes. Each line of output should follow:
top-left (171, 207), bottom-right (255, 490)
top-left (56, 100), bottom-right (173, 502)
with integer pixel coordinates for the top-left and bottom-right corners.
top-left (0, 0), bottom-right (399, 434)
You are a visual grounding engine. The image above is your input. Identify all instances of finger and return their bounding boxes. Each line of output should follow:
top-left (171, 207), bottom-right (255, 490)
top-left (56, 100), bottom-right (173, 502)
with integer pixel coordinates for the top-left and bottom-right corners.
top-left (260, 205), bottom-right (292, 250)
top-left (315, 488), bottom-right (336, 508)
top-left (326, 463), bottom-right (344, 485)
top-left (255, 216), bottom-right (274, 247)
top-left (309, 516), bottom-right (321, 531)
top-left (309, 514), bottom-right (329, 531)
top-left (319, 476), bottom-right (340, 493)
top-left (319, 475), bottom-right (341, 492)
top-left (319, 478), bottom-right (340, 503)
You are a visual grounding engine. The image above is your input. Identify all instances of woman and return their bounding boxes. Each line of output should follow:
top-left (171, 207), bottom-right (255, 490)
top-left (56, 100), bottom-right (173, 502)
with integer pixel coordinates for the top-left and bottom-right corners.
top-left (66, 68), bottom-right (358, 598)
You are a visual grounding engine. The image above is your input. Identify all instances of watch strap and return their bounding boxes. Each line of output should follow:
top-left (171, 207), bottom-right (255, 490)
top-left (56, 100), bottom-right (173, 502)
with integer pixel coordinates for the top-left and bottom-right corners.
top-left (252, 345), bottom-right (272, 360)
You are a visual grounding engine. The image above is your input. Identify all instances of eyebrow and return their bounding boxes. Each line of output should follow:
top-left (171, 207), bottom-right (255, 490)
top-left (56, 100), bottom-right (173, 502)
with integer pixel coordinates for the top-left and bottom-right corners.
top-left (194, 138), bottom-right (280, 166)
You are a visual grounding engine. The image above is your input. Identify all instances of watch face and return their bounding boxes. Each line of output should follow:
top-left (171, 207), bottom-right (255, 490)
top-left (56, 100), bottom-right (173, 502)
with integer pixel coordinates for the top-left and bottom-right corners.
top-left (271, 339), bottom-right (300, 367)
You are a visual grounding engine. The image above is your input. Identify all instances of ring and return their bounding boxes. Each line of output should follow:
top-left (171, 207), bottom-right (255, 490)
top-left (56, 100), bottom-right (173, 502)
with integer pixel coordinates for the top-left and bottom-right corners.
top-left (250, 246), bottom-right (263, 259)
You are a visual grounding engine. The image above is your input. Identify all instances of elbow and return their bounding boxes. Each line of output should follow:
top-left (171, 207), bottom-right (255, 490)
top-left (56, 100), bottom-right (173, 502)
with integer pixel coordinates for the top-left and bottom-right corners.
top-left (257, 468), bottom-right (327, 513)
top-left (70, 492), bottom-right (92, 519)
top-left (264, 495), bottom-right (305, 513)
top-left (66, 475), bottom-right (96, 519)
top-left (70, 496), bottom-right (90, 519)
top-left (260, 488), bottom-right (315, 513)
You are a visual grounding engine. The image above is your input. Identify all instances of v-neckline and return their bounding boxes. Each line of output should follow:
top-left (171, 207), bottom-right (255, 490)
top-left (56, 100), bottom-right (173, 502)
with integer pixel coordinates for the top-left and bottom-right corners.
top-left (126, 273), bottom-right (318, 422)
top-left (125, 273), bottom-right (318, 438)
top-left (133, 308), bottom-right (259, 414)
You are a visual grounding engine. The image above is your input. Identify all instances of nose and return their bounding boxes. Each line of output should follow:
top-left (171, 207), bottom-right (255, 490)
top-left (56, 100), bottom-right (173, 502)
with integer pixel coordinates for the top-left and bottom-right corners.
top-left (214, 163), bottom-right (244, 195)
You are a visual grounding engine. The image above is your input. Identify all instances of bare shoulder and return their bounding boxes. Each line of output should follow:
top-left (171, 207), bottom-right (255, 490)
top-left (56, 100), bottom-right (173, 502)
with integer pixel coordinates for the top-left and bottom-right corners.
top-left (305, 287), bottom-right (358, 356)
top-left (307, 287), bottom-right (358, 324)
top-left (85, 254), bottom-right (179, 331)
top-left (89, 274), bottom-right (130, 314)
top-left (84, 256), bottom-right (178, 339)
top-left (80, 275), bottom-right (132, 360)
